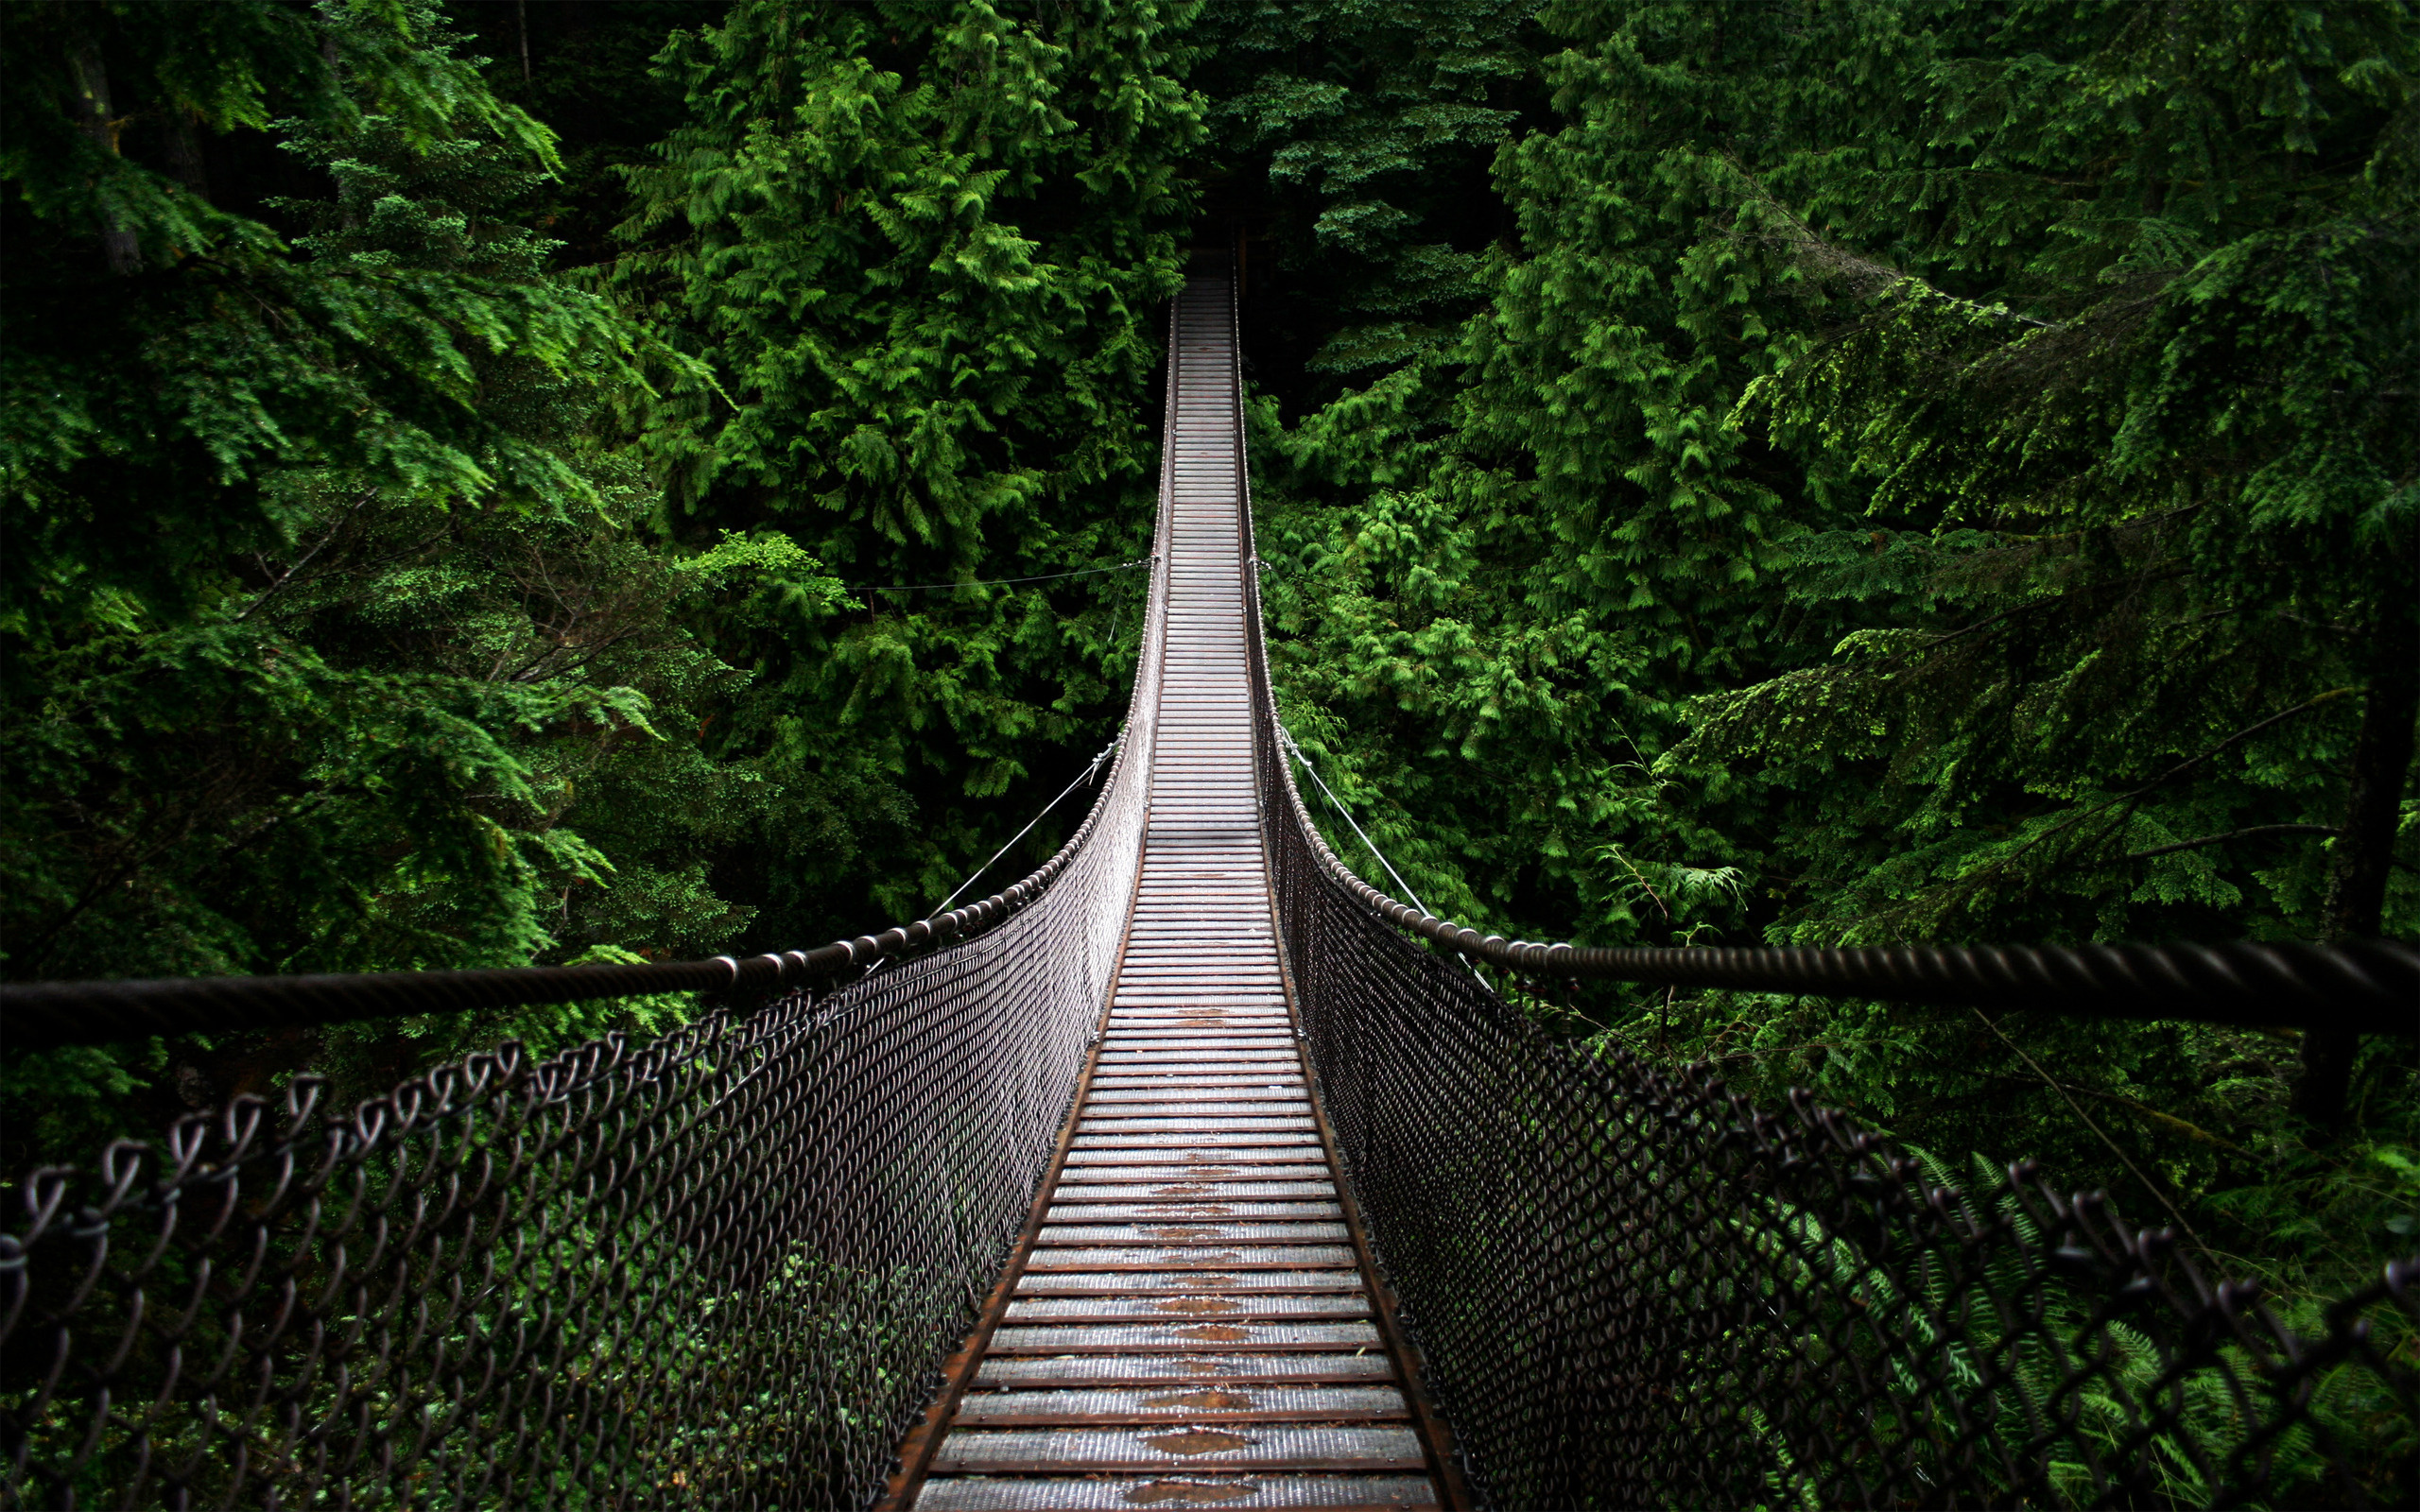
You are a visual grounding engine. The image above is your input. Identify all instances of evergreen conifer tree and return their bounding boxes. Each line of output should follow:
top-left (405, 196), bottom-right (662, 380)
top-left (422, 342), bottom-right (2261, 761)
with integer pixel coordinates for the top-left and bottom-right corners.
top-left (619, 0), bottom-right (1205, 928)
top-left (2, 0), bottom-right (817, 1151)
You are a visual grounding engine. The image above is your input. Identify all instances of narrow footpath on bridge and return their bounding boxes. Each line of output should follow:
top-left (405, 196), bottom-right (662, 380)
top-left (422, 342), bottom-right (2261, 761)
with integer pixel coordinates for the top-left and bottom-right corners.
top-left (888, 274), bottom-right (1460, 1511)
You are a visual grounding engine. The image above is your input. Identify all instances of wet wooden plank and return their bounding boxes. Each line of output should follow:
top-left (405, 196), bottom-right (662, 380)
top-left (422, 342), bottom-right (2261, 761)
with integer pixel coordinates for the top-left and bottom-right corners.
top-left (929, 1424), bottom-right (1426, 1473)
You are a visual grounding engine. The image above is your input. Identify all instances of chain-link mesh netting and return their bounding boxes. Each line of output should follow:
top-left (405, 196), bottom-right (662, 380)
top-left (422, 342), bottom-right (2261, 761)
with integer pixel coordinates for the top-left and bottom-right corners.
top-left (0, 804), bottom-right (1156, 1509)
top-left (1267, 874), bottom-right (2418, 1506)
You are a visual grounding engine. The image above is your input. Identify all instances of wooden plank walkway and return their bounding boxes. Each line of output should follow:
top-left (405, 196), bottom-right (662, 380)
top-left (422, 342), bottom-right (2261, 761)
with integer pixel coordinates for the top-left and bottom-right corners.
top-left (889, 275), bottom-right (1453, 1511)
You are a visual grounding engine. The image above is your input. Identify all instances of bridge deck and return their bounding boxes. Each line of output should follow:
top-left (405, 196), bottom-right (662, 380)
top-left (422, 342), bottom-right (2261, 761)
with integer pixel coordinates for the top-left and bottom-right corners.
top-left (894, 278), bottom-right (1449, 1511)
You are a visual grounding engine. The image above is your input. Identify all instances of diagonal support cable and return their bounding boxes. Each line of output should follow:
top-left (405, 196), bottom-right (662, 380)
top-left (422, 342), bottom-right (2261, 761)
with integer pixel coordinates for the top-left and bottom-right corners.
top-left (1278, 725), bottom-right (1431, 916)
top-left (937, 736), bottom-right (1122, 914)
top-left (852, 558), bottom-right (1150, 595)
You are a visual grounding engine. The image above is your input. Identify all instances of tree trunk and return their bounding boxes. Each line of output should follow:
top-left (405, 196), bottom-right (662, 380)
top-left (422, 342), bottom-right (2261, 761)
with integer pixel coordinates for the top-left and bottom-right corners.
top-left (164, 108), bottom-right (210, 201)
top-left (2293, 649), bottom-right (2418, 1128)
top-left (67, 39), bottom-right (140, 274)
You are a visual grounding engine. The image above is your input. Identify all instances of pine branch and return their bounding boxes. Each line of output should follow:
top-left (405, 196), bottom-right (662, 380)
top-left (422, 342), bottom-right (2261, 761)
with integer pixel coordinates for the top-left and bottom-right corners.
top-left (1971, 1009), bottom-right (2217, 1262)
top-left (1982, 1072), bottom-right (2247, 1154)
top-left (1961, 687), bottom-right (2359, 888)
top-left (2122, 823), bottom-right (2338, 863)
top-left (1876, 548), bottom-right (2191, 673)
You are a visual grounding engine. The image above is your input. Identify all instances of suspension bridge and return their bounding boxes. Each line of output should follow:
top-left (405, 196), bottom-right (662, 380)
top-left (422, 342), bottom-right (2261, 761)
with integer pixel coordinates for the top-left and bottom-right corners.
top-left (3, 264), bottom-right (2413, 1510)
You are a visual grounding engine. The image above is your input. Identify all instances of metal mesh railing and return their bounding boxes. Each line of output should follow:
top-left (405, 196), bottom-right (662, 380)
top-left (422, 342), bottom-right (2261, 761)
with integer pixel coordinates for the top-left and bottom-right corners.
top-left (0, 381), bottom-right (1180, 1512)
top-left (1218, 290), bottom-right (2420, 1504)
top-left (1256, 899), bottom-right (2420, 1506)
top-left (1, 804), bottom-right (1157, 1509)
top-left (3, 942), bottom-right (1106, 1509)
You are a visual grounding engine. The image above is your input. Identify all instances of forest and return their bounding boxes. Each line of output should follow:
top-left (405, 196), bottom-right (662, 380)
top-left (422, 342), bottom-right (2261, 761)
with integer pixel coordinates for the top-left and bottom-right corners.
top-left (2, 0), bottom-right (2413, 1356)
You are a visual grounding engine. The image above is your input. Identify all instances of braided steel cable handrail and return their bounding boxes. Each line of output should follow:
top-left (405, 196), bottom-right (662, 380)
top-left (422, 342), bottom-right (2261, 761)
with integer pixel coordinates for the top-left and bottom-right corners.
top-left (1245, 613), bottom-right (2414, 1027)
top-left (0, 586), bottom-right (1163, 1056)
top-left (1341, 908), bottom-right (2416, 1032)
top-left (1, 875), bottom-right (1073, 1053)
top-left (1217, 285), bottom-right (2413, 1035)
top-left (1258, 714), bottom-right (2420, 1028)
top-left (1256, 708), bottom-right (2414, 1026)
top-left (0, 843), bottom-right (1081, 1054)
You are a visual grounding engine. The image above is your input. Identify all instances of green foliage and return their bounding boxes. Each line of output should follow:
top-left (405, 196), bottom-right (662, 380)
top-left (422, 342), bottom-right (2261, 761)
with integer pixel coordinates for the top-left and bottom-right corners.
top-left (1246, 0), bottom-right (2419, 1314)
top-left (618, 0), bottom-right (1206, 929)
top-left (0, 0), bottom-right (802, 1159)
top-left (447, 1), bottom-right (738, 271)
top-left (4, 0), bottom-right (1213, 1160)
top-left (1194, 0), bottom-right (1543, 389)
top-left (1, 0), bottom-right (643, 656)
